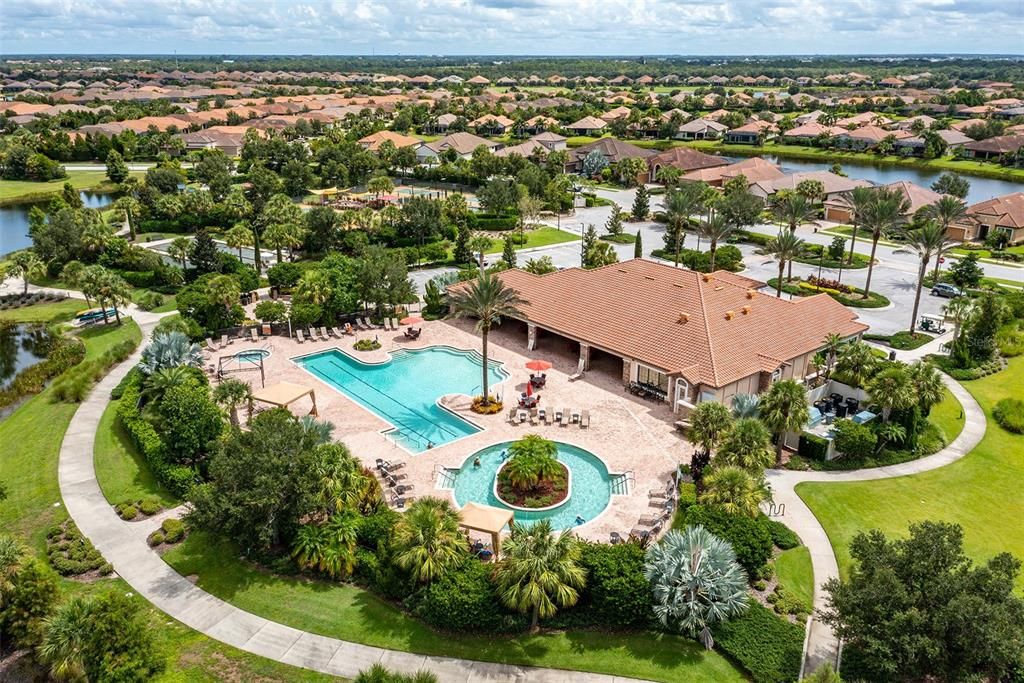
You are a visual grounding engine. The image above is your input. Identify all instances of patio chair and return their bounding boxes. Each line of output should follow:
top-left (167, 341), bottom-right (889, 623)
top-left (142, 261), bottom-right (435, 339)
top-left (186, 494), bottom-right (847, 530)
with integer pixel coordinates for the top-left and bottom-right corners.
top-left (518, 410), bottom-right (528, 424)
top-left (295, 329), bottom-right (305, 343)
top-left (571, 408), bottom-right (581, 424)
top-left (261, 324), bottom-right (272, 337)
top-left (386, 460), bottom-right (406, 471)
top-left (384, 319), bottom-right (394, 331)
top-left (391, 317), bottom-right (400, 330)
top-left (355, 318), bottom-right (367, 330)
top-left (206, 338), bottom-right (218, 352)
top-left (319, 326), bottom-right (330, 340)
top-left (331, 326), bottom-right (344, 338)
top-left (580, 409), bottom-right (590, 428)
top-left (560, 408), bottom-right (570, 427)
top-left (637, 514), bottom-right (660, 527)
top-left (343, 323), bottom-right (355, 335)
top-left (249, 328), bottom-right (258, 343)
top-left (394, 483), bottom-right (415, 495)
top-left (304, 327), bottom-right (315, 341)
top-left (508, 408), bottom-right (519, 424)
top-left (538, 407), bottom-right (548, 424)
top-left (220, 334), bottom-right (230, 347)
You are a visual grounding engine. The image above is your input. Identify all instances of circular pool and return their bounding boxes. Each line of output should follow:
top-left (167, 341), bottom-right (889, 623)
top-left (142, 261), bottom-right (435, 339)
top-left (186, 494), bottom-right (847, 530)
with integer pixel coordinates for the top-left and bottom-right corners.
top-left (235, 348), bottom-right (270, 361)
top-left (451, 441), bottom-right (613, 530)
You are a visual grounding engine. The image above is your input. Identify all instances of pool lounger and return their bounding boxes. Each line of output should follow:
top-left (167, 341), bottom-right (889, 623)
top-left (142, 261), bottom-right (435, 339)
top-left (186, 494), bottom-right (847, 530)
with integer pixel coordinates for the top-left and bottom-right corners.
top-left (296, 329), bottom-right (305, 343)
top-left (206, 338), bottom-right (218, 352)
top-left (331, 326), bottom-right (344, 338)
top-left (319, 326), bottom-right (330, 340)
top-left (580, 410), bottom-right (590, 428)
top-left (560, 408), bottom-right (570, 427)
top-left (220, 334), bottom-right (230, 347)
top-left (250, 328), bottom-right (258, 343)
top-left (391, 318), bottom-right (400, 330)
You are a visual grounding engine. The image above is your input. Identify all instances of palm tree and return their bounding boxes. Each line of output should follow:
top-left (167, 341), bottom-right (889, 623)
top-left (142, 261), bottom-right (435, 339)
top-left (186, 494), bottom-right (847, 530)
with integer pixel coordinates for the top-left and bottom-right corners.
top-left (393, 497), bottom-right (465, 583)
top-left (943, 297), bottom-right (974, 343)
top-left (4, 250), bottom-right (45, 296)
top-left (112, 195), bottom-right (141, 242)
top-left (687, 400), bottom-right (733, 494)
top-left (142, 365), bottom-right (194, 405)
top-left (367, 175), bottom-right (394, 199)
top-left (716, 418), bottom-right (773, 472)
top-left (643, 525), bottom-right (749, 649)
top-left (97, 270), bottom-right (132, 324)
top-left (468, 234), bottom-right (493, 271)
top-left (224, 222), bottom-right (254, 263)
top-left (908, 361), bottom-right (944, 417)
top-left (310, 443), bottom-right (380, 515)
top-left (843, 186), bottom-right (875, 266)
top-left (920, 195), bottom-right (969, 281)
top-left (292, 511), bottom-right (360, 579)
top-left (822, 332), bottom-right (843, 380)
top-left (764, 230), bottom-right (804, 296)
top-left (835, 341), bottom-right (878, 388)
top-left (868, 366), bottom-right (916, 422)
top-left (772, 191), bottom-right (816, 234)
top-left (663, 183), bottom-right (706, 267)
top-left (504, 434), bottom-right (560, 491)
top-left (905, 220), bottom-right (956, 335)
top-left (263, 222), bottom-right (291, 264)
top-left (167, 236), bottom-right (191, 270)
top-left (696, 212), bottom-right (733, 272)
top-left (0, 535), bottom-right (24, 610)
top-left (39, 596), bottom-right (91, 681)
top-left (80, 221), bottom-right (112, 256)
top-left (138, 331), bottom-right (203, 375)
top-left (448, 270), bottom-right (525, 406)
top-left (700, 466), bottom-right (770, 518)
top-left (759, 379), bottom-right (810, 464)
top-left (493, 519), bottom-right (586, 632)
top-left (206, 274), bottom-right (241, 313)
top-left (861, 187), bottom-right (910, 298)
top-left (300, 415), bottom-right (337, 448)
top-left (212, 378), bottom-right (252, 426)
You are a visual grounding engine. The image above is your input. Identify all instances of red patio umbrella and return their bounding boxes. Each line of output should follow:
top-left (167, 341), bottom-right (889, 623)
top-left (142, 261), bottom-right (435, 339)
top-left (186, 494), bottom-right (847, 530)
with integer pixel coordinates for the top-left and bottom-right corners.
top-left (400, 315), bottom-right (424, 325)
top-left (526, 381), bottom-right (533, 397)
top-left (524, 359), bottom-right (552, 372)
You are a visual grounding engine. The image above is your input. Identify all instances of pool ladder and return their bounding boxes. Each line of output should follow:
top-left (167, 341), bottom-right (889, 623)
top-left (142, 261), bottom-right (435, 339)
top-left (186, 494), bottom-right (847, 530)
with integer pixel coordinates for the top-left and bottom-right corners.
top-left (434, 464), bottom-right (457, 490)
top-left (611, 471), bottom-right (634, 496)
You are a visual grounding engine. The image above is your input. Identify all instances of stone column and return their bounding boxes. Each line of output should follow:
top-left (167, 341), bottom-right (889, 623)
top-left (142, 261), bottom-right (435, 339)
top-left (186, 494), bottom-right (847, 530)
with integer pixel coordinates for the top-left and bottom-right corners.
top-left (579, 343), bottom-right (591, 371)
top-left (527, 323), bottom-right (537, 351)
top-left (621, 358), bottom-right (632, 385)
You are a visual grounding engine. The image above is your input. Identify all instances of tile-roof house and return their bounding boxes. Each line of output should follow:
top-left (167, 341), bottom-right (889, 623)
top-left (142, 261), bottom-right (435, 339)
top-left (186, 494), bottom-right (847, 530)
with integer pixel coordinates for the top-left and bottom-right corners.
top-left (682, 157), bottom-right (784, 187)
top-left (469, 113), bottom-right (514, 135)
top-left (724, 120), bottom-right (778, 145)
top-left (823, 181), bottom-right (947, 223)
top-left (357, 130), bottom-right (421, 152)
top-left (416, 131), bottom-right (500, 162)
top-left (567, 138), bottom-right (655, 178)
top-left (452, 260), bottom-right (867, 413)
top-left (648, 147), bottom-right (729, 179)
top-left (564, 115), bottom-right (607, 136)
top-left (948, 192), bottom-right (1024, 245)
top-left (750, 171), bottom-right (871, 203)
top-left (962, 135), bottom-right (1024, 161)
top-left (675, 118), bottom-right (728, 141)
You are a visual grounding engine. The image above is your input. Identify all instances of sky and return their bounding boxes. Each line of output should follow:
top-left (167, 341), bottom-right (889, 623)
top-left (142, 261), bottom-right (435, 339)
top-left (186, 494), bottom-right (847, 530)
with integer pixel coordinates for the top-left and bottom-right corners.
top-left (2, 0), bottom-right (1024, 56)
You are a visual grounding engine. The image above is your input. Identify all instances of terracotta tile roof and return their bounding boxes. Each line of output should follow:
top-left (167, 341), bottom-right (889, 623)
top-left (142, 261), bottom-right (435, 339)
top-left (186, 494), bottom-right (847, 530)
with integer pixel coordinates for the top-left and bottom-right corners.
top-left (968, 192), bottom-right (1024, 229)
top-left (424, 132), bottom-right (499, 155)
top-left (454, 259), bottom-right (867, 388)
top-left (565, 115), bottom-right (607, 131)
top-left (684, 156), bottom-right (784, 184)
top-left (648, 147), bottom-right (729, 173)
top-left (358, 130), bottom-right (421, 151)
top-left (965, 135), bottom-right (1024, 155)
top-left (569, 137), bottom-right (654, 164)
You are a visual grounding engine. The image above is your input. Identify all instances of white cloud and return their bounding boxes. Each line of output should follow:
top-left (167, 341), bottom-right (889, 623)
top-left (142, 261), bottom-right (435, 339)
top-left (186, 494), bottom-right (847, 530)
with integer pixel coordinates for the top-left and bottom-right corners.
top-left (1, 0), bottom-right (1022, 54)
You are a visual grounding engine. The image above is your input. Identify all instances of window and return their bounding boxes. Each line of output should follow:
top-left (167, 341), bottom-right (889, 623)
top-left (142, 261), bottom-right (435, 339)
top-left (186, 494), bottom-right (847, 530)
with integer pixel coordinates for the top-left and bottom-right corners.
top-left (770, 367), bottom-right (783, 384)
top-left (637, 364), bottom-right (669, 392)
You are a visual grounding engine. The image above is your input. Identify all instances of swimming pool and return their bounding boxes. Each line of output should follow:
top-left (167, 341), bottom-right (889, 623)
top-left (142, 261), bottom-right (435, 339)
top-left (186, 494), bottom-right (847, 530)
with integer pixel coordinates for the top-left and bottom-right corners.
top-left (295, 346), bottom-right (508, 452)
top-left (235, 348), bottom-right (270, 361)
top-left (450, 441), bottom-right (615, 530)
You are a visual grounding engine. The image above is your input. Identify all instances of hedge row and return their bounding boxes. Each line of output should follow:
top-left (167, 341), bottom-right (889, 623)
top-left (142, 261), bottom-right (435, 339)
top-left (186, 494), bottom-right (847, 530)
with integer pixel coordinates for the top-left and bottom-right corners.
top-left (713, 601), bottom-right (805, 683)
top-left (115, 370), bottom-right (196, 497)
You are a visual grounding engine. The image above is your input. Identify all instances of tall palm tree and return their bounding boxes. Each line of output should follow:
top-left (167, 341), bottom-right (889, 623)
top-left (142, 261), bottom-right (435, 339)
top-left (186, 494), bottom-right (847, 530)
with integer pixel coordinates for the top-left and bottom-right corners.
top-left (393, 497), bottom-right (465, 584)
top-left (167, 236), bottom-right (191, 270)
top-left (142, 365), bottom-right (194, 405)
top-left (224, 222), bottom-right (254, 263)
top-left (212, 378), bottom-right (252, 426)
top-left (835, 341), bottom-right (878, 388)
top-left (716, 418), bottom-right (773, 473)
top-left (310, 443), bottom-right (380, 515)
top-left (843, 186), bottom-right (875, 265)
top-left (643, 525), bottom-right (749, 649)
top-left (861, 187), bottom-right (910, 298)
top-left (448, 270), bottom-right (525, 406)
top-left (943, 297), bottom-right (974, 343)
top-left (96, 270), bottom-right (132, 324)
top-left (905, 220), bottom-right (955, 335)
top-left (4, 250), bottom-right (45, 296)
top-left (920, 195), bottom-right (969, 281)
top-left (493, 519), bottom-right (586, 632)
top-left (112, 195), bottom-right (141, 242)
top-left (700, 466), bottom-right (770, 518)
top-left (468, 234), bottom-right (493, 271)
top-left (296, 270), bottom-right (333, 306)
top-left (206, 274), bottom-right (241, 313)
top-left (686, 400), bottom-right (733, 494)
top-left (869, 366), bottom-right (916, 422)
top-left (663, 183), bottom-right (706, 267)
top-left (772, 191), bottom-right (816, 234)
top-left (764, 230), bottom-right (804, 296)
top-left (696, 212), bottom-right (733, 272)
top-left (907, 361), bottom-right (944, 417)
top-left (263, 222), bottom-right (291, 264)
top-left (759, 379), bottom-right (810, 464)
top-left (822, 332), bottom-right (843, 380)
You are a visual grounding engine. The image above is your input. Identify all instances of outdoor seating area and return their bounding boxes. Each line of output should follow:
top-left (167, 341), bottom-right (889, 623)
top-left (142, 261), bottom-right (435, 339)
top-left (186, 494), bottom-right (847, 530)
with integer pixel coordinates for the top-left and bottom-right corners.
top-left (628, 381), bottom-right (667, 402)
top-left (813, 393), bottom-right (860, 424)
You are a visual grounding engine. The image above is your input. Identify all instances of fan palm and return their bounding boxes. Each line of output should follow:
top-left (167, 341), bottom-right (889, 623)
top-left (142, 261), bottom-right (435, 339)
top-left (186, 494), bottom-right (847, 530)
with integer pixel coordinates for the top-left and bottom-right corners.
top-left (822, 332), bottom-right (844, 380)
top-left (206, 274), bottom-right (240, 312)
top-left (759, 379), bottom-right (810, 464)
top-left (300, 415), bottom-right (336, 447)
top-left (310, 442), bottom-right (379, 515)
top-left (393, 497), bottom-right (465, 584)
top-left (919, 195), bottom-right (968, 280)
top-left (835, 341), bottom-right (878, 388)
top-left (292, 523), bottom-right (329, 573)
top-left (764, 230), bottom-right (804, 296)
top-left (861, 187), bottom-right (910, 298)
top-left (700, 466), bottom-right (771, 518)
top-left (468, 234), bottom-right (494, 270)
top-left (138, 331), bottom-right (203, 375)
top-left (224, 222), bottom-right (254, 263)
top-left (868, 366), bottom-right (916, 422)
top-left (493, 519), bottom-right (586, 631)
top-left (3, 250), bottom-right (45, 296)
top-left (167, 236), bottom-right (191, 269)
top-left (448, 270), bottom-right (525, 406)
top-left (643, 525), bottom-right (749, 649)
top-left (296, 270), bottom-right (334, 306)
top-left (907, 361), bottom-right (945, 417)
top-left (696, 212), bottom-right (733, 272)
top-left (772, 191), bottom-right (816, 233)
top-left (319, 511), bottom-right (360, 579)
top-left (95, 270), bottom-right (132, 324)
top-left (844, 186), bottom-right (876, 265)
top-left (212, 378), bottom-right (252, 426)
top-left (716, 418), bottom-right (774, 473)
top-left (904, 220), bottom-right (956, 335)
top-left (38, 596), bottom-right (91, 681)
top-left (730, 394), bottom-right (759, 419)
top-left (142, 365), bottom-right (195, 405)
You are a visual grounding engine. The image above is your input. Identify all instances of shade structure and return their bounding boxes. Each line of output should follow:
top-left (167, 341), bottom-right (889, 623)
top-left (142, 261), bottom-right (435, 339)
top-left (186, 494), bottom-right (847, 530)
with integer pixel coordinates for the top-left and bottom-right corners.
top-left (458, 502), bottom-right (514, 560)
top-left (525, 359), bottom-right (552, 372)
top-left (249, 381), bottom-right (318, 416)
top-left (525, 381), bottom-right (532, 397)
top-left (400, 315), bottom-right (424, 325)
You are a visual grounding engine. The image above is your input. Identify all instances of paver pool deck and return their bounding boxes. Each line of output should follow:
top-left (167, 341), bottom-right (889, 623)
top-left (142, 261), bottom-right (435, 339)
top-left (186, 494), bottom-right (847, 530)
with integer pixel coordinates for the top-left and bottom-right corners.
top-left (211, 317), bottom-right (688, 541)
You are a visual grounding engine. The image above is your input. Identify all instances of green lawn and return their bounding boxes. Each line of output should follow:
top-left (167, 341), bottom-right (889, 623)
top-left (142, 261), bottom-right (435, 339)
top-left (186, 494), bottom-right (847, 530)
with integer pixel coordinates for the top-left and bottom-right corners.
top-left (0, 170), bottom-right (145, 204)
top-left (0, 298), bottom-right (86, 323)
top-left (163, 532), bottom-right (744, 682)
top-left (94, 398), bottom-right (181, 508)
top-left (503, 227), bottom-right (580, 252)
top-left (950, 245), bottom-right (1024, 259)
top-left (775, 546), bottom-right (814, 611)
top-left (797, 357), bottom-right (1024, 588)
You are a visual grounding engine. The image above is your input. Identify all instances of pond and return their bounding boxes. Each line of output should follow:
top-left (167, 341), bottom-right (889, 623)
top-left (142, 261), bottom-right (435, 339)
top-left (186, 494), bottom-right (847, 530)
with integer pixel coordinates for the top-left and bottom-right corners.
top-left (754, 155), bottom-right (1024, 205)
top-left (0, 190), bottom-right (116, 258)
top-left (0, 322), bottom-right (54, 389)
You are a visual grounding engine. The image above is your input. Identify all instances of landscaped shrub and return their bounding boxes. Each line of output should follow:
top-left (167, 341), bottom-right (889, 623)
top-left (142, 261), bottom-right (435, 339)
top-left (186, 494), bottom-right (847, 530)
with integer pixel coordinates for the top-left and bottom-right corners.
top-left (412, 560), bottom-right (526, 633)
top-left (356, 509), bottom-right (400, 551)
top-left (931, 355), bottom-right (1005, 380)
top-left (266, 262), bottom-right (302, 290)
top-left (555, 541), bottom-right (653, 630)
top-left (798, 432), bottom-right (829, 460)
top-left (712, 600), bottom-right (804, 683)
top-left (161, 518), bottom-right (186, 543)
top-left (993, 398), bottom-right (1024, 434)
top-left (765, 520), bottom-right (801, 550)
top-left (139, 499), bottom-right (162, 516)
top-left (831, 419), bottom-right (877, 459)
top-left (46, 521), bottom-right (106, 576)
top-left (147, 531), bottom-right (165, 547)
top-left (354, 338), bottom-right (381, 351)
top-left (51, 337), bottom-right (139, 403)
top-left (119, 504), bottom-right (139, 520)
top-left (681, 504), bottom-right (773, 576)
top-left (253, 300), bottom-right (288, 322)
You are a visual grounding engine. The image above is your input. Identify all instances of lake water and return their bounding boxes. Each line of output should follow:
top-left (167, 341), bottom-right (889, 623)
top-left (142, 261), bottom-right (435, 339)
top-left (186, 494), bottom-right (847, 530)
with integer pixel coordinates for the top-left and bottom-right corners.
top-left (753, 155), bottom-right (1023, 205)
top-left (0, 191), bottom-right (115, 258)
top-left (0, 323), bottom-right (54, 389)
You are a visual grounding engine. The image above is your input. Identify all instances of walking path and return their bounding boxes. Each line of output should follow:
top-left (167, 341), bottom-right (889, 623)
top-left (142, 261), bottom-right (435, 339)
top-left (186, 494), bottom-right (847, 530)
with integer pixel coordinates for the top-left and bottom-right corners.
top-left (57, 317), bottom-right (650, 682)
top-left (766, 370), bottom-right (987, 674)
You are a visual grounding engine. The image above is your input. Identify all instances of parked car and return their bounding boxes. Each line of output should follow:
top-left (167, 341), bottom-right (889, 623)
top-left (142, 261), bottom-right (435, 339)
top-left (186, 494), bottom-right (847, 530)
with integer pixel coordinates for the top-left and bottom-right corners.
top-left (931, 283), bottom-right (963, 298)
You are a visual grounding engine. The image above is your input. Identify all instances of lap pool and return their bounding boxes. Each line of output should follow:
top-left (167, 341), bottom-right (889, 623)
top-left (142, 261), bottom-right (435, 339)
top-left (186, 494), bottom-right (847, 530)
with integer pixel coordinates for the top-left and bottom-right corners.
top-left (449, 441), bottom-right (617, 530)
top-left (294, 345), bottom-right (507, 453)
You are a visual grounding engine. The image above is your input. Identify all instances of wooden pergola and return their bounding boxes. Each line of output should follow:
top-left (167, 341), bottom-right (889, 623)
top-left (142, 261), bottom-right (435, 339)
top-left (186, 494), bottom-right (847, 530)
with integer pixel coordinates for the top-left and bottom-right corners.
top-left (458, 502), bottom-right (514, 561)
top-left (249, 381), bottom-right (318, 416)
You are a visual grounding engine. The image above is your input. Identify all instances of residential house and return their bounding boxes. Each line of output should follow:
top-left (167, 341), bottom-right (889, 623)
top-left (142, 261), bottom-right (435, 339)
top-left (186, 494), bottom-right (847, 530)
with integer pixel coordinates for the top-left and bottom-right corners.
top-left (750, 171), bottom-right (871, 204)
top-left (415, 132), bottom-right (500, 163)
top-left (564, 115), bottom-right (608, 137)
top-left (823, 180), bottom-right (946, 223)
top-left (427, 112), bottom-right (459, 134)
top-left (682, 157), bottom-right (784, 188)
top-left (947, 192), bottom-right (1024, 245)
top-left (780, 122), bottom-right (847, 145)
top-left (523, 115), bottom-right (559, 134)
top-left (177, 125), bottom-right (254, 156)
top-left (833, 125), bottom-right (911, 151)
top-left (675, 118), bottom-right (728, 140)
top-left (530, 131), bottom-right (568, 151)
top-left (567, 137), bottom-right (655, 180)
top-left (647, 147), bottom-right (729, 180)
top-left (357, 130), bottom-right (421, 152)
top-left (893, 129), bottom-right (974, 156)
top-left (724, 120), bottom-right (777, 145)
top-left (962, 135), bottom-right (1024, 160)
top-left (470, 114), bottom-right (514, 136)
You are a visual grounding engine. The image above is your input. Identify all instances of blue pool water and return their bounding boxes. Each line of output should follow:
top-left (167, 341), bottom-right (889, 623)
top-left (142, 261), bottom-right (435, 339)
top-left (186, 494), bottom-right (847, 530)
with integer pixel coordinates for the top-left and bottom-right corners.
top-left (451, 441), bottom-right (614, 530)
top-left (295, 346), bottom-right (507, 452)
top-left (236, 349), bottom-right (270, 361)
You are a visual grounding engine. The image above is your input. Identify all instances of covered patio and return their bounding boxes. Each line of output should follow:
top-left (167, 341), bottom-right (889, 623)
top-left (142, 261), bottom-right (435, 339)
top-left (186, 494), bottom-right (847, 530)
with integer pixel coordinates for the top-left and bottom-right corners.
top-left (458, 502), bottom-right (514, 560)
top-left (249, 381), bottom-right (319, 417)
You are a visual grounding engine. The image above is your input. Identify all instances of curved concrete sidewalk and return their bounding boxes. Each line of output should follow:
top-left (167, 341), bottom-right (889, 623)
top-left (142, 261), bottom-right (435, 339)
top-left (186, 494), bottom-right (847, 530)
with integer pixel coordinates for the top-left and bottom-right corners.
top-left (57, 318), bottom-right (647, 682)
top-left (766, 372), bottom-right (987, 674)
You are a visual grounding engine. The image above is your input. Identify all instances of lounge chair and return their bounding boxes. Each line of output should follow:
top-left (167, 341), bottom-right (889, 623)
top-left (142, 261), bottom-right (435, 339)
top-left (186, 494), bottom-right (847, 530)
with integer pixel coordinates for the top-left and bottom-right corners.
top-left (508, 408), bottom-right (519, 424)
top-left (295, 329), bottom-right (305, 343)
top-left (220, 334), bottom-right (230, 347)
top-left (205, 338), bottom-right (218, 352)
top-left (384, 319), bottom-right (394, 331)
top-left (250, 328), bottom-right (258, 343)
top-left (529, 407), bottom-right (539, 424)
top-left (331, 326), bottom-right (344, 338)
top-left (560, 408), bottom-right (570, 427)
top-left (343, 323), bottom-right (355, 335)
top-left (355, 318), bottom-right (367, 330)
top-left (319, 326), bottom-right (330, 340)
top-left (571, 408), bottom-right (581, 424)
top-left (538, 407), bottom-right (548, 425)
top-left (580, 409), bottom-right (590, 428)
top-left (391, 317), bottom-right (400, 330)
